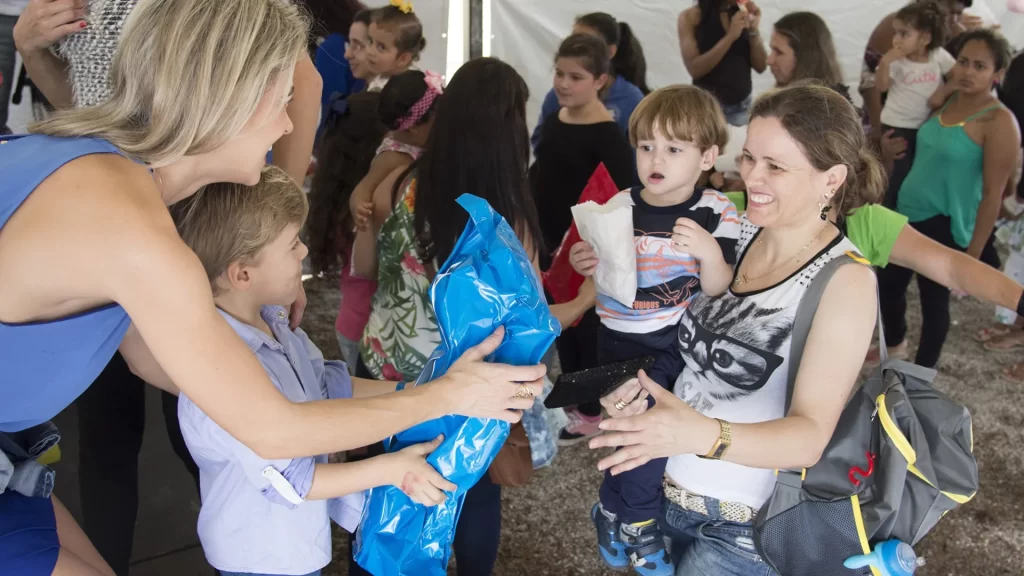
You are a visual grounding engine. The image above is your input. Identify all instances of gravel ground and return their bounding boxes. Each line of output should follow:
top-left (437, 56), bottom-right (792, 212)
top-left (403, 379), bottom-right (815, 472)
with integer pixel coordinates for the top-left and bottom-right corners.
top-left (300, 274), bottom-right (1024, 576)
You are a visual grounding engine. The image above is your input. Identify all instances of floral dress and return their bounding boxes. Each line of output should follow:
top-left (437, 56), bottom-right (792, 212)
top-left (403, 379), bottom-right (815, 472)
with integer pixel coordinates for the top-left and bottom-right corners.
top-left (360, 175), bottom-right (441, 381)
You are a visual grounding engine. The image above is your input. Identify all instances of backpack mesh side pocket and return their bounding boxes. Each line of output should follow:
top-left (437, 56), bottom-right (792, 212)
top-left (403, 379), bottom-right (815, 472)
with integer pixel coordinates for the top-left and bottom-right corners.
top-left (756, 497), bottom-right (869, 575)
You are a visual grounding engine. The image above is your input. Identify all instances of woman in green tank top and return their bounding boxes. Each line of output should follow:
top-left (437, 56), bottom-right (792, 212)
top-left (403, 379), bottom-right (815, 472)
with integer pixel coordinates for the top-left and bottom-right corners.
top-left (725, 192), bottom-right (1024, 325)
top-left (876, 30), bottom-right (1019, 368)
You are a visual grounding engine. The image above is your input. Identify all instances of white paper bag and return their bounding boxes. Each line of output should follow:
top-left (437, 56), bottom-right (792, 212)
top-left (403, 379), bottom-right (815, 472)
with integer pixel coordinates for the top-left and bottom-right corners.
top-left (571, 197), bottom-right (636, 308)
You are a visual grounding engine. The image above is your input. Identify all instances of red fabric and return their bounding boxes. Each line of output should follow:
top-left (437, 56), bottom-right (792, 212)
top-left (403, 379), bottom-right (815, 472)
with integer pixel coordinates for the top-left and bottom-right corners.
top-left (542, 163), bottom-right (621, 309)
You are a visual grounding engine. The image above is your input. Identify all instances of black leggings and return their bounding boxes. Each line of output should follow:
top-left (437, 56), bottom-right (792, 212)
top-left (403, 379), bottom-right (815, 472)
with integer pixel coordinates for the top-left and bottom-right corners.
top-left (76, 352), bottom-right (202, 576)
top-left (557, 309), bottom-right (603, 417)
top-left (878, 215), bottom-right (999, 368)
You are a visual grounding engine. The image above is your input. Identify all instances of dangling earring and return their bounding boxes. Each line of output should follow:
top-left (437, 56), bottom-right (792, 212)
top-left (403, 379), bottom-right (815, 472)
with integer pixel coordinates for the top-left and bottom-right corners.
top-left (819, 191), bottom-right (834, 221)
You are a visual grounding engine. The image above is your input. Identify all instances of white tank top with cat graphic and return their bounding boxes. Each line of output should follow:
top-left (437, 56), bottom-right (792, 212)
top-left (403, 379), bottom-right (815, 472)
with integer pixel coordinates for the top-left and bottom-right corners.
top-left (664, 215), bottom-right (861, 511)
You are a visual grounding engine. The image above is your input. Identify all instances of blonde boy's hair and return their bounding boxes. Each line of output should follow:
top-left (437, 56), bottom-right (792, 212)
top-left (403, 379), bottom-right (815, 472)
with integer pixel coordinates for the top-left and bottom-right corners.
top-left (171, 166), bottom-right (309, 294)
top-left (628, 85), bottom-right (729, 152)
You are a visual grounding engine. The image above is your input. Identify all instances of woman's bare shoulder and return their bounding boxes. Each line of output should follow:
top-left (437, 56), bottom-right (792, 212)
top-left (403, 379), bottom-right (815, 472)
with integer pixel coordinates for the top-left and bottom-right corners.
top-left (0, 152), bottom-right (189, 322)
top-left (26, 153), bottom-right (186, 271)
top-left (975, 106), bottom-right (1020, 147)
top-left (679, 6), bottom-right (699, 27)
top-left (39, 153), bottom-right (169, 218)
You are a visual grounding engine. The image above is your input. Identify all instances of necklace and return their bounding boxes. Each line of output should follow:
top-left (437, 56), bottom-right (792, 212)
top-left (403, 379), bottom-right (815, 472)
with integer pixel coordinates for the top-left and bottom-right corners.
top-left (735, 225), bottom-right (830, 287)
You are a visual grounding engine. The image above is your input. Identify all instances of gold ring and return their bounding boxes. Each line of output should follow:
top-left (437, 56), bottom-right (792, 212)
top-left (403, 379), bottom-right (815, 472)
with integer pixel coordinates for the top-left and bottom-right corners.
top-left (614, 399), bottom-right (628, 411)
top-left (514, 383), bottom-right (535, 399)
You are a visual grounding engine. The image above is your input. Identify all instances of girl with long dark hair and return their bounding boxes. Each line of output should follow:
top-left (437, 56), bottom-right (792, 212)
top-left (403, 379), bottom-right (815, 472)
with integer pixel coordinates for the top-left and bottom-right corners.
top-left (309, 70), bottom-right (439, 373)
top-left (531, 12), bottom-right (649, 152)
top-left (350, 56), bottom-right (594, 576)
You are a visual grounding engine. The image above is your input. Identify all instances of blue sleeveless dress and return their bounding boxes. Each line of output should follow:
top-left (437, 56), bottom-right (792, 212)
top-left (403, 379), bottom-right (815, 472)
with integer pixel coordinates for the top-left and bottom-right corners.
top-left (0, 134), bottom-right (134, 574)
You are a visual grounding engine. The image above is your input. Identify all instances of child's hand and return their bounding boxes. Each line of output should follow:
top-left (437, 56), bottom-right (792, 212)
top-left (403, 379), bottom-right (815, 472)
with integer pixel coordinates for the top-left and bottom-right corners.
top-left (881, 46), bottom-right (906, 64)
top-left (672, 218), bottom-right (722, 262)
top-left (568, 241), bottom-right (599, 277)
top-left (353, 202), bottom-right (374, 231)
top-left (389, 435), bottom-right (457, 507)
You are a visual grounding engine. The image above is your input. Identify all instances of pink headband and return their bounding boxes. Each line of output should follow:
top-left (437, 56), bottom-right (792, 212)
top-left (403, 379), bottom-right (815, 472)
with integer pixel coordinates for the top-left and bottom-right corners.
top-left (396, 71), bottom-right (444, 131)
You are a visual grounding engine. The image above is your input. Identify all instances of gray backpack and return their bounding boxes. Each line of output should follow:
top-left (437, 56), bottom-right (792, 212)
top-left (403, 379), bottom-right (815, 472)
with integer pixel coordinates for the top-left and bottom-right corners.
top-left (752, 253), bottom-right (979, 575)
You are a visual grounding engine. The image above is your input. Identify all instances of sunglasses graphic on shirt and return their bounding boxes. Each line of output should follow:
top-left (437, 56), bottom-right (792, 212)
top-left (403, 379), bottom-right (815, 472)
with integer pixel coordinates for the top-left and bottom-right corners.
top-left (677, 312), bottom-right (784, 393)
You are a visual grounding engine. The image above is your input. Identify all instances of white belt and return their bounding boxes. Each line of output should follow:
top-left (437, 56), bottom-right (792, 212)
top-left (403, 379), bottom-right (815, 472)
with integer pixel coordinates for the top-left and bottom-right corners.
top-left (662, 477), bottom-right (758, 524)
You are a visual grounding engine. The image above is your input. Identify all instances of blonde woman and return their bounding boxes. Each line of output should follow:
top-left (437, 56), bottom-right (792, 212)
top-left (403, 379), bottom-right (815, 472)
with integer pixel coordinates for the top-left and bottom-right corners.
top-left (0, 2), bottom-right (544, 575)
top-left (13, 2), bottom-right (328, 569)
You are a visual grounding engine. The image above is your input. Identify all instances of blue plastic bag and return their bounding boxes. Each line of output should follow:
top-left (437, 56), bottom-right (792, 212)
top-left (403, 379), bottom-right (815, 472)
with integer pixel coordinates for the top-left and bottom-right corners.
top-left (354, 194), bottom-right (560, 576)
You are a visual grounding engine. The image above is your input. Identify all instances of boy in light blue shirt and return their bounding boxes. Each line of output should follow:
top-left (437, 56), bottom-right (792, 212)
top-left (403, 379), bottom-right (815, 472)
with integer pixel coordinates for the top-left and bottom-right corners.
top-left (171, 166), bottom-right (455, 576)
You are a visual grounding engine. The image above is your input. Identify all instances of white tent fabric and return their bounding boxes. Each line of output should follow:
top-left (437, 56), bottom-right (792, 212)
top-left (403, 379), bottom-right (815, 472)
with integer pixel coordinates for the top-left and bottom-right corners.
top-left (492, 0), bottom-right (1023, 170)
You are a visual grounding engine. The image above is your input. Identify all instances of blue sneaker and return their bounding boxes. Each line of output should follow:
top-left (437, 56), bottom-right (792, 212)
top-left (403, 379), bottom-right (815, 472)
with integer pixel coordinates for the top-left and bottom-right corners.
top-left (592, 503), bottom-right (629, 570)
top-left (621, 520), bottom-right (675, 576)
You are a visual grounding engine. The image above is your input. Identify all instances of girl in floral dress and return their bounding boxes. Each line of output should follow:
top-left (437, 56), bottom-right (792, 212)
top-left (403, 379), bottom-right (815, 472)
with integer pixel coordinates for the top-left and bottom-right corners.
top-left (351, 57), bottom-right (595, 576)
top-left (307, 70), bottom-right (441, 375)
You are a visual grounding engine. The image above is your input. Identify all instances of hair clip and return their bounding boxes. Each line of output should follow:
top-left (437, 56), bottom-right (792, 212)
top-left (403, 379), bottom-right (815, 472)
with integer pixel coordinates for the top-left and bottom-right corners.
top-left (390, 0), bottom-right (414, 14)
top-left (424, 70), bottom-right (445, 95)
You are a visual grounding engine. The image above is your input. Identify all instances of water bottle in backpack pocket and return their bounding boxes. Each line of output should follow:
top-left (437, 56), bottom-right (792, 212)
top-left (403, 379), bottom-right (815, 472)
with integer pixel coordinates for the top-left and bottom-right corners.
top-left (752, 254), bottom-right (978, 575)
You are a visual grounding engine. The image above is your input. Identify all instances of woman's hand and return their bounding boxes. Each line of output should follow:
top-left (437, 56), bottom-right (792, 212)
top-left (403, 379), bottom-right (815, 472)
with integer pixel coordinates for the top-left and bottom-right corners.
top-left (589, 371), bottom-right (714, 475)
top-left (13, 0), bottom-right (86, 53)
top-left (880, 129), bottom-right (908, 163)
top-left (726, 10), bottom-right (748, 41)
top-left (959, 13), bottom-right (985, 32)
top-left (387, 435), bottom-right (457, 506)
top-left (438, 326), bottom-right (546, 423)
top-left (599, 375), bottom-right (651, 420)
top-left (745, 1), bottom-right (762, 32)
top-left (569, 241), bottom-right (599, 277)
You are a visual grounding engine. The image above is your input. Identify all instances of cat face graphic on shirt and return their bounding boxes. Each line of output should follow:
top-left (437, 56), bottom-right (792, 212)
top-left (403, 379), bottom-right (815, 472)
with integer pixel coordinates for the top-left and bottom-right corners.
top-left (676, 296), bottom-right (789, 407)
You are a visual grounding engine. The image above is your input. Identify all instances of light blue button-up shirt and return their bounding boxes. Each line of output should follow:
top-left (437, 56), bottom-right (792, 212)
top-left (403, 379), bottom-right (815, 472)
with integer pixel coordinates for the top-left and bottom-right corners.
top-left (178, 306), bottom-right (363, 575)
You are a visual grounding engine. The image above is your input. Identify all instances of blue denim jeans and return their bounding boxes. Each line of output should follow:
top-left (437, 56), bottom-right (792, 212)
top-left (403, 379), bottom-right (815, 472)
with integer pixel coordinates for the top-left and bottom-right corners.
top-left (721, 95), bottom-right (752, 127)
top-left (335, 330), bottom-right (360, 376)
top-left (659, 498), bottom-right (775, 576)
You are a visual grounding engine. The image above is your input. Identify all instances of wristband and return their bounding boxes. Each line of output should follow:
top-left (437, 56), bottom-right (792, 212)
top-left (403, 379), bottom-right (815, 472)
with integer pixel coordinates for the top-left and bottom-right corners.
top-left (1016, 291), bottom-right (1024, 318)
